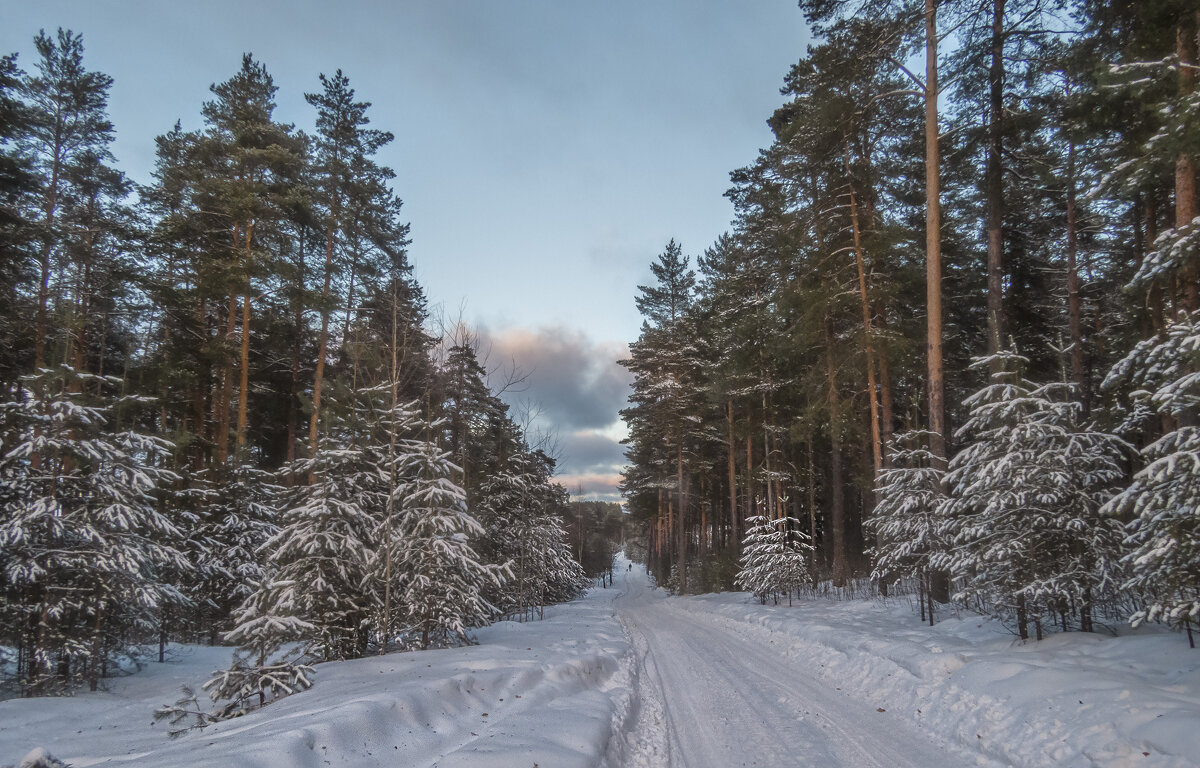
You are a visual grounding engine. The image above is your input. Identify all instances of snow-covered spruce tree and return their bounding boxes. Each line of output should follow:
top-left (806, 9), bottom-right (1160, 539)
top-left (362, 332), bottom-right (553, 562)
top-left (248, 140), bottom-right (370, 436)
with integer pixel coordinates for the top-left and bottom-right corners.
top-left (1102, 312), bottom-right (1200, 640)
top-left (0, 367), bottom-right (190, 694)
top-left (945, 352), bottom-right (1129, 639)
top-left (867, 430), bottom-right (947, 625)
top-left (186, 464), bottom-right (280, 644)
top-left (362, 389), bottom-right (427, 651)
top-left (246, 385), bottom-right (404, 662)
top-left (735, 514), bottom-right (812, 606)
top-left (476, 449), bottom-right (585, 621)
top-left (201, 576), bottom-right (315, 719)
top-left (394, 437), bottom-right (507, 649)
top-left (521, 478), bottom-right (589, 608)
top-left (204, 387), bottom-right (423, 716)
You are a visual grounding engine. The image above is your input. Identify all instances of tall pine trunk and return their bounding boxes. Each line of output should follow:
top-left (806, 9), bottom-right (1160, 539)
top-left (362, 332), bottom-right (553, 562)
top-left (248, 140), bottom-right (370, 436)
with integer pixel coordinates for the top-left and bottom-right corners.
top-left (215, 289), bottom-right (237, 466)
top-left (925, 0), bottom-right (946, 465)
top-left (876, 304), bottom-right (895, 467)
top-left (825, 312), bottom-right (848, 587)
top-left (1066, 133), bottom-right (1087, 408)
top-left (286, 234), bottom-right (306, 465)
top-left (34, 142), bottom-right (63, 374)
top-left (844, 141), bottom-right (883, 478)
top-left (985, 0), bottom-right (1006, 367)
top-left (676, 432), bottom-right (687, 593)
top-left (1177, 12), bottom-right (1198, 311)
top-left (236, 291), bottom-right (251, 452)
top-left (309, 217), bottom-right (338, 456)
top-left (727, 399), bottom-right (738, 551)
top-left (925, 0), bottom-right (951, 604)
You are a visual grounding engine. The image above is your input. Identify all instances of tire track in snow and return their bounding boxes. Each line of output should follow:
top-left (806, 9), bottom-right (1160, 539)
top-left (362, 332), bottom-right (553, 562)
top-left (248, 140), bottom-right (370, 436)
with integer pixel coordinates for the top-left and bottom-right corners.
top-left (613, 568), bottom-right (1005, 768)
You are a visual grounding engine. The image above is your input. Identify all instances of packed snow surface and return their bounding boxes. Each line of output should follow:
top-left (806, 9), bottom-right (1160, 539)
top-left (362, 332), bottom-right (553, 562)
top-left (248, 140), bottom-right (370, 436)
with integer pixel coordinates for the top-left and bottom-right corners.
top-left (0, 580), bottom-right (635, 768)
top-left (616, 575), bottom-right (1000, 768)
top-left (2, 555), bottom-right (1197, 767)
top-left (614, 571), bottom-right (1198, 768)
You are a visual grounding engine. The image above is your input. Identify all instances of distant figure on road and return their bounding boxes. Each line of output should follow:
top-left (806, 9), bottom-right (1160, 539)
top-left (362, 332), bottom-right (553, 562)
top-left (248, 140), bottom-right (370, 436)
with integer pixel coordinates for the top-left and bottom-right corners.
top-left (628, 563), bottom-right (632, 571)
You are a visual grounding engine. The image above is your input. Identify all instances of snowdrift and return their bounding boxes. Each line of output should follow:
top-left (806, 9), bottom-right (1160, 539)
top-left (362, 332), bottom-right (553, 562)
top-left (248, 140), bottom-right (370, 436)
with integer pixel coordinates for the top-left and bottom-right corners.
top-left (0, 583), bottom-right (633, 768)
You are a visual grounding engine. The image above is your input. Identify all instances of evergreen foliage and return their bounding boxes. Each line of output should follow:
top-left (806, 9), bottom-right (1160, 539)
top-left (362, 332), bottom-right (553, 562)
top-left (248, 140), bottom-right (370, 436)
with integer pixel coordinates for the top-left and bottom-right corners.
top-left (477, 449), bottom-right (585, 622)
top-left (735, 515), bottom-right (812, 605)
top-left (868, 431), bottom-right (947, 593)
top-left (943, 353), bottom-right (1129, 637)
top-left (0, 367), bottom-right (189, 694)
top-left (394, 439), bottom-right (506, 649)
top-left (1104, 312), bottom-right (1200, 630)
top-left (0, 34), bottom-right (588, 699)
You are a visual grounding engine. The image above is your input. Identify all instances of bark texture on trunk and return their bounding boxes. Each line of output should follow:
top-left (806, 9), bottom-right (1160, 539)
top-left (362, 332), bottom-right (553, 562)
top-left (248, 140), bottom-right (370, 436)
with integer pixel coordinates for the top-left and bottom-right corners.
top-left (825, 313), bottom-right (848, 587)
top-left (925, 0), bottom-right (946, 467)
top-left (986, 0), bottom-right (1007, 367)
top-left (727, 399), bottom-right (739, 550)
top-left (309, 221), bottom-right (338, 455)
top-left (1178, 13), bottom-right (1198, 311)
top-left (1066, 136), bottom-right (1087, 408)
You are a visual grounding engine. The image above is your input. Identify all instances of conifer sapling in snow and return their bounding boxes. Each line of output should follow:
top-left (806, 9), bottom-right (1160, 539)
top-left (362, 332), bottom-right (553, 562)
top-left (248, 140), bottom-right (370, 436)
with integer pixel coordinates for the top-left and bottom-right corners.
top-left (868, 430), bottom-right (947, 623)
top-left (1103, 312), bottom-right (1200, 641)
top-left (736, 514), bottom-right (812, 605)
top-left (945, 352), bottom-right (1128, 639)
top-left (395, 438), bottom-right (507, 649)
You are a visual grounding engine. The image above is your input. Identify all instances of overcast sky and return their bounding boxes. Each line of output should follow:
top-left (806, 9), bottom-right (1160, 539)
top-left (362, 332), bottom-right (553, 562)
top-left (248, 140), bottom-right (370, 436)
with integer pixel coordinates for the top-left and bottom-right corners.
top-left (1, 0), bottom-right (810, 500)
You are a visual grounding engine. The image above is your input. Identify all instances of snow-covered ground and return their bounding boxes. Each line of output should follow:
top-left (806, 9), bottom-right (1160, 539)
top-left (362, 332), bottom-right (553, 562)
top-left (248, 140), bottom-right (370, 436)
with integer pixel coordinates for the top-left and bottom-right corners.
top-left (2, 557), bottom-right (1197, 767)
top-left (625, 584), bottom-right (1200, 768)
top-left (0, 579), bottom-right (635, 768)
top-left (617, 572), bottom-right (1001, 767)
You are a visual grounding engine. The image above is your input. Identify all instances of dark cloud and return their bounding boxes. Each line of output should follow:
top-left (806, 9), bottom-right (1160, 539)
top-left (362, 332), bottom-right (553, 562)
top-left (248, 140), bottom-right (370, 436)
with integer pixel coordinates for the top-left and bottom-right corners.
top-left (479, 325), bottom-right (632, 432)
top-left (560, 430), bottom-right (627, 475)
top-left (474, 325), bottom-right (631, 501)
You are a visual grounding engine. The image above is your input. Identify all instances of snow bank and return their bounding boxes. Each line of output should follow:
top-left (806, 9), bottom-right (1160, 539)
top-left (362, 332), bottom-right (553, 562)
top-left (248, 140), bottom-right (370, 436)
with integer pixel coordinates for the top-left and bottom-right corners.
top-left (676, 592), bottom-right (1200, 768)
top-left (0, 583), bottom-right (633, 768)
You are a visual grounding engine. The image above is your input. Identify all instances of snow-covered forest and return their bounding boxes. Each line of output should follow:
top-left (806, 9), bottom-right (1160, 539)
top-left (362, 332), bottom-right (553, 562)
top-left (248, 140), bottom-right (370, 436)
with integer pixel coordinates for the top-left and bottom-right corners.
top-left (3, 0), bottom-right (1200, 766)
top-left (621, 0), bottom-right (1200, 645)
top-left (0, 31), bottom-right (635, 705)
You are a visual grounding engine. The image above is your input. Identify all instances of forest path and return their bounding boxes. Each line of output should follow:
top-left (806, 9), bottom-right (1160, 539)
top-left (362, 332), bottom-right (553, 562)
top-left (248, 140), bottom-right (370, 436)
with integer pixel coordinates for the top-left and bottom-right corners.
top-left (612, 565), bottom-right (1005, 768)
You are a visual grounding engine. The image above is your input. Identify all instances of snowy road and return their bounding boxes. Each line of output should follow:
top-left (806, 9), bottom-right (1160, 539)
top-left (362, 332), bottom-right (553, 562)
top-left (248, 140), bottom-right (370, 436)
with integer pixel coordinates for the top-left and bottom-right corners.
top-left (614, 567), bottom-right (1001, 768)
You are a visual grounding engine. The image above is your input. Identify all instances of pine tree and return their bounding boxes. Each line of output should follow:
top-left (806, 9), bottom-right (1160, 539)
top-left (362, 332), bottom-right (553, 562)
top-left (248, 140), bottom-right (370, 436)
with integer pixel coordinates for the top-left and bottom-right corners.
top-left (0, 52), bottom-right (34, 389)
top-left (194, 53), bottom-right (303, 463)
top-left (304, 69), bottom-right (395, 454)
top-left (621, 239), bottom-right (703, 590)
top-left (19, 29), bottom-right (118, 374)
